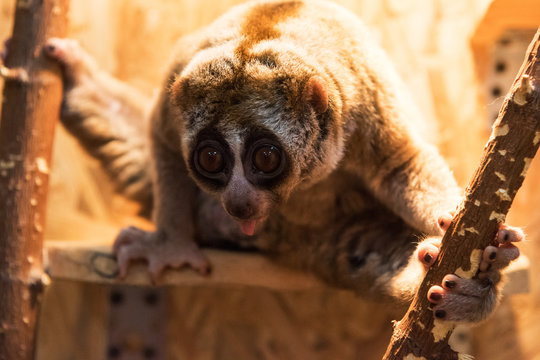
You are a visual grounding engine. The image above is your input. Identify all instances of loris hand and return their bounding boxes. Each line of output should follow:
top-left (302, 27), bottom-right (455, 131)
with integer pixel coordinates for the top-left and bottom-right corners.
top-left (113, 226), bottom-right (211, 284)
top-left (416, 215), bottom-right (523, 322)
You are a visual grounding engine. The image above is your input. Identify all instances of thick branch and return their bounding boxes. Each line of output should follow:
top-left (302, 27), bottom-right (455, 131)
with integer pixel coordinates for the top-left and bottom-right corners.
top-left (0, 1), bottom-right (68, 359)
top-left (383, 28), bottom-right (540, 359)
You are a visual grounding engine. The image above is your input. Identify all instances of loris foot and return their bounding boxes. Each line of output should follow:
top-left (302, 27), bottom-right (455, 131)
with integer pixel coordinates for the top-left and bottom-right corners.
top-left (43, 37), bottom-right (96, 86)
top-left (417, 218), bottom-right (523, 323)
top-left (113, 226), bottom-right (211, 283)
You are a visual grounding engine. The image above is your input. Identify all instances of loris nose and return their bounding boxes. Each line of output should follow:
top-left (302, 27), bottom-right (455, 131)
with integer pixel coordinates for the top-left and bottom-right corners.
top-left (225, 200), bottom-right (256, 220)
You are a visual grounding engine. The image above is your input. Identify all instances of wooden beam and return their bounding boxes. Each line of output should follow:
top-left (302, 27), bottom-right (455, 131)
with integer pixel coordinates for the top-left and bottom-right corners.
top-left (44, 241), bottom-right (528, 295)
top-left (44, 242), bottom-right (327, 290)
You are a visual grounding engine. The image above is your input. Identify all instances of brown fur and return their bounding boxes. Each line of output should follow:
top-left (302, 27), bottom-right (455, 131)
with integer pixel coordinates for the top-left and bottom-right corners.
top-left (236, 1), bottom-right (302, 60)
top-left (50, 0), bottom-right (459, 296)
top-left (45, 0), bottom-right (520, 321)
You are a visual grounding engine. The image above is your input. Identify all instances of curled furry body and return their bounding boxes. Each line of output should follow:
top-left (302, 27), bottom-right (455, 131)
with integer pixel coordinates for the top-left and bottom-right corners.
top-left (45, 0), bottom-right (522, 321)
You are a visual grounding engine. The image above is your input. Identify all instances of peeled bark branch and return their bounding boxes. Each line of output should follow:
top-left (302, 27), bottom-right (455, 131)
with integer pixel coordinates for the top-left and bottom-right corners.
top-left (383, 28), bottom-right (540, 360)
top-left (0, 1), bottom-right (69, 359)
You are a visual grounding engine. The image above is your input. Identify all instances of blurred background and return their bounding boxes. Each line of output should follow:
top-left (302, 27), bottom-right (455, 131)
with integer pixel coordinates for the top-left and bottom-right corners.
top-left (1, 0), bottom-right (540, 359)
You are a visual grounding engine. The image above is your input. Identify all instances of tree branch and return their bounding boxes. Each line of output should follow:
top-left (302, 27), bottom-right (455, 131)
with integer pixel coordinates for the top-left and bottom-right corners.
top-left (383, 27), bottom-right (540, 359)
top-left (0, 1), bottom-right (69, 359)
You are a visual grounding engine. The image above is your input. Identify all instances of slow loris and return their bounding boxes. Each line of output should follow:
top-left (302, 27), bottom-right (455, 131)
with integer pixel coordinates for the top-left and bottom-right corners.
top-left (39, 0), bottom-right (522, 322)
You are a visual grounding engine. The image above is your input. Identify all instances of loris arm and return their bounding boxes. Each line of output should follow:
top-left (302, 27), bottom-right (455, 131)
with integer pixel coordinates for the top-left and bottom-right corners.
top-left (113, 109), bottom-right (211, 281)
top-left (343, 97), bottom-right (461, 236)
top-left (346, 133), bottom-right (460, 236)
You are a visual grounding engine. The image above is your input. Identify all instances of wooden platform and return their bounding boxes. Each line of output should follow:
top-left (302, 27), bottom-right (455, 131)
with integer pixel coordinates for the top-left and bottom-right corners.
top-left (37, 242), bottom-right (532, 359)
top-left (44, 241), bottom-right (325, 290)
top-left (44, 240), bottom-right (530, 294)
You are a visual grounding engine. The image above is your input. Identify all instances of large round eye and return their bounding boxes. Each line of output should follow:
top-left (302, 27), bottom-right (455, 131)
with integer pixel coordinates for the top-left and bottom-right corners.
top-left (198, 146), bottom-right (224, 173)
top-left (253, 145), bottom-right (281, 173)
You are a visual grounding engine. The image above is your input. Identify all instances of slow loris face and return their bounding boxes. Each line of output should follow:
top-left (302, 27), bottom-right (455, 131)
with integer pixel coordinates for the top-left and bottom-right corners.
top-left (170, 44), bottom-right (340, 236)
top-left (189, 125), bottom-right (290, 236)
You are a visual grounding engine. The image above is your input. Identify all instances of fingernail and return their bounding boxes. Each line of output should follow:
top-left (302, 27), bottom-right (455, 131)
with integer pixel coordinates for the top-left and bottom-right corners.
top-left (430, 292), bottom-right (442, 301)
top-left (435, 310), bottom-right (446, 319)
top-left (489, 251), bottom-right (497, 260)
top-left (444, 280), bottom-right (456, 289)
top-left (423, 253), bottom-right (433, 263)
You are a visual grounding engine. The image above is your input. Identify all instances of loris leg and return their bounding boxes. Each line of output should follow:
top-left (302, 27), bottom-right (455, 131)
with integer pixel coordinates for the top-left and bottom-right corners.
top-left (113, 138), bottom-right (211, 283)
top-left (286, 210), bottom-right (523, 322)
top-left (263, 211), bottom-right (424, 300)
top-left (44, 38), bottom-right (152, 212)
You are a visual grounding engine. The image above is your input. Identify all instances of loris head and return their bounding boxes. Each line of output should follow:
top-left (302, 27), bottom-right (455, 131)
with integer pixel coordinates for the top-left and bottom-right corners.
top-left (170, 44), bottom-right (345, 235)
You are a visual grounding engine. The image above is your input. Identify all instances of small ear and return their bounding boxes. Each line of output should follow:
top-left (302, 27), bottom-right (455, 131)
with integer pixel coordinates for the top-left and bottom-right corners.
top-left (170, 76), bottom-right (188, 107)
top-left (303, 76), bottom-right (328, 114)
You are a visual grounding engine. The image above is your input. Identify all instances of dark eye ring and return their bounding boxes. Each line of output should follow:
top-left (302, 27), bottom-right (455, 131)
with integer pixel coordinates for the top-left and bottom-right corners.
top-left (196, 143), bottom-right (224, 174)
top-left (252, 144), bottom-right (282, 174)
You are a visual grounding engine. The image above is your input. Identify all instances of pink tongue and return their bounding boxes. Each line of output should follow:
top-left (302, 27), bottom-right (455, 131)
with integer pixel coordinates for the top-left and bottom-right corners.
top-left (239, 220), bottom-right (257, 236)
